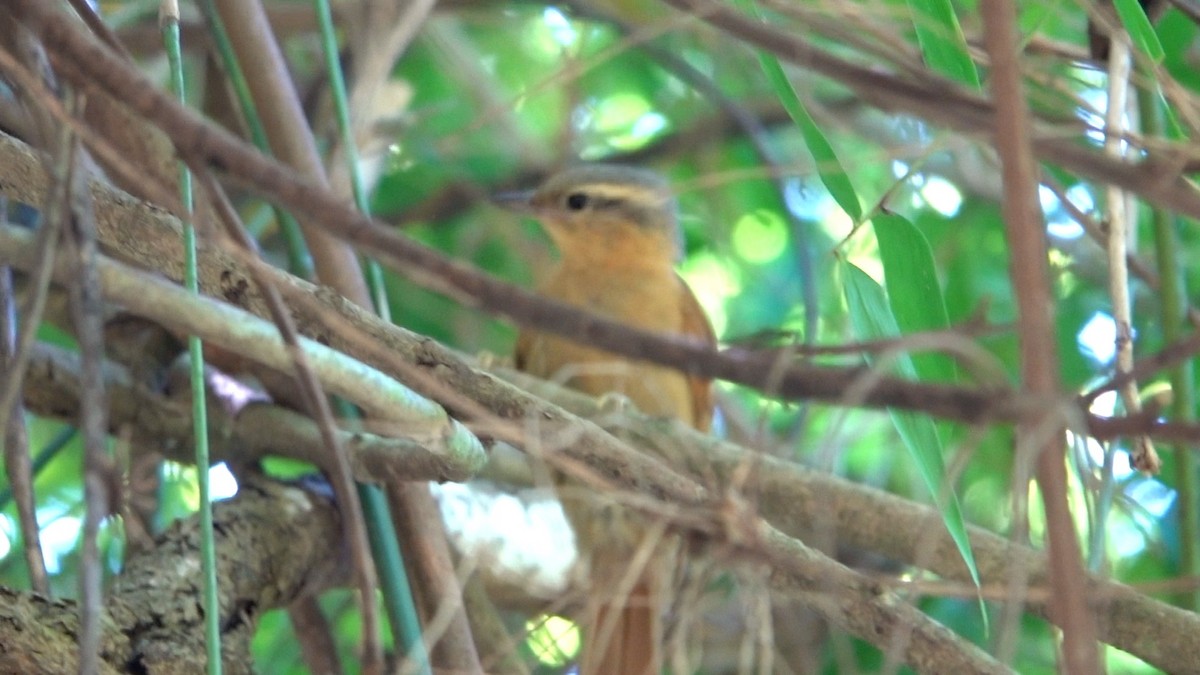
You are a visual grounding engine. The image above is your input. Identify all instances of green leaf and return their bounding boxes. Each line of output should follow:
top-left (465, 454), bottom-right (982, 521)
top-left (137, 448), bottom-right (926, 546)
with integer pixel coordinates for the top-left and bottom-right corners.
top-left (1114, 0), bottom-right (1166, 62)
top-left (731, 0), bottom-right (863, 222)
top-left (842, 262), bottom-right (983, 606)
top-left (1160, 9), bottom-right (1200, 91)
top-left (873, 213), bottom-right (956, 383)
top-left (907, 0), bottom-right (981, 88)
top-left (1152, 85), bottom-right (1186, 140)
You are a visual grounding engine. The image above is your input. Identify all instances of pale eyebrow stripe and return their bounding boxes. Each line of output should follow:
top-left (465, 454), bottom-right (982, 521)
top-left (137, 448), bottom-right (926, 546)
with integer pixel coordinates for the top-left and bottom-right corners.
top-left (576, 183), bottom-right (670, 206)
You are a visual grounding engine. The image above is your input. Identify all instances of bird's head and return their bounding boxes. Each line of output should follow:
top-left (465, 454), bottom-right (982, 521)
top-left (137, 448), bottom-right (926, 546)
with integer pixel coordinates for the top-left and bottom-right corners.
top-left (495, 164), bottom-right (683, 265)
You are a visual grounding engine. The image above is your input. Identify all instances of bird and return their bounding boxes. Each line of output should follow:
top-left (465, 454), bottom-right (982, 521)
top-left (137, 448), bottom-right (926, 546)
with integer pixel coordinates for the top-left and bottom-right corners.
top-left (497, 164), bottom-right (715, 675)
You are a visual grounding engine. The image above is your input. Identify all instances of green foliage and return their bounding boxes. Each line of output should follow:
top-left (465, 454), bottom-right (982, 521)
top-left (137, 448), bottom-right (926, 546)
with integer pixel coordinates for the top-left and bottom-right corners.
top-left (843, 262), bottom-right (982, 610)
top-left (906, 0), bottom-right (981, 88)
top-left (5, 0), bottom-right (1197, 672)
top-left (873, 212), bottom-right (957, 382)
top-left (1114, 0), bottom-right (1166, 62)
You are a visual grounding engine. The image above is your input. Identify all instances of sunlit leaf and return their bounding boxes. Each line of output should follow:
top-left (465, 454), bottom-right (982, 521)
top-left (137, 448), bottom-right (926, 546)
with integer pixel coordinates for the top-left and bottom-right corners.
top-left (1113, 0), bottom-right (1166, 62)
top-left (906, 0), bottom-right (980, 88)
top-left (873, 213), bottom-right (956, 382)
top-left (730, 0), bottom-right (863, 222)
top-left (842, 262), bottom-right (983, 606)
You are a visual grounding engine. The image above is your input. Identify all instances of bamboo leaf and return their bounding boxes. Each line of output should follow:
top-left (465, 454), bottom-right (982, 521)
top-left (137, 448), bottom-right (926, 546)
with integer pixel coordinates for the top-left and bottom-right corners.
top-left (1114, 0), bottom-right (1166, 62)
top-left (732, 0), bottom-right (863, 222)
top-left (842, 262), bottom-right (983, 605)
top-left (907, 0), bottom-right (981, 88)
top-left (873, 213), bottom-right (956, 382)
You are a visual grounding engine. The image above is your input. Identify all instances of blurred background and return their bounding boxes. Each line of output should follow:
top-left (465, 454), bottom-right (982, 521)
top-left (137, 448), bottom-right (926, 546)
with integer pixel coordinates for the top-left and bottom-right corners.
top-left (3, 0), bottom-right (1197, 672)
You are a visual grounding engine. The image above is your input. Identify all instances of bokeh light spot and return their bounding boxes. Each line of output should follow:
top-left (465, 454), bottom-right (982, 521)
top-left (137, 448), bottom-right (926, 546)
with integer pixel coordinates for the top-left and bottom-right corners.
top-left (681, 252), bottom-right (742, 338)
top-left (526, 615), bottom-right (580, 666)
top-left (1078, 311), bottom-right (1117, 365)
top-left (916, 175), bottom-right (962, 217)
top-left (590, 94), bottom-right (665, 151)
top-left (731, 209), bottom-right (788, 264)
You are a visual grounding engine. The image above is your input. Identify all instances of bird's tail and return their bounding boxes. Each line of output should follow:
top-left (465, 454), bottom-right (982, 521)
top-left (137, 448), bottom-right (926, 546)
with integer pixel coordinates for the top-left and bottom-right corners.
top-left (580, 579), bottom-right (660, 675)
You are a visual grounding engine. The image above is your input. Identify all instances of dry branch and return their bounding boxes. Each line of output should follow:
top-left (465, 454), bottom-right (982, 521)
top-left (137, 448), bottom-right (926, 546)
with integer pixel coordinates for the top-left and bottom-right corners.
top-left (20, 341), bottom-right (478, 483)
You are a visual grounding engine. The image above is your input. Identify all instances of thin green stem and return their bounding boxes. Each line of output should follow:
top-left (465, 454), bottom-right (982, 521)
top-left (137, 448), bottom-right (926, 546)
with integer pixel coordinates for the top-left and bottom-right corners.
top-left (311, 0), bottom-right (392, 322)
top-left (360, 482), bottom-right (429, 670)
top-left (1141, 84), bottom-right (1199, 609)
top-left (162, 8), bottom-right (222, 673)
top-left (1088, 440), bottom-right (1118, 573)
top-left (313, 0), bottom-right (426, 668)
top-left (195, 0), bottom-right (313, 279)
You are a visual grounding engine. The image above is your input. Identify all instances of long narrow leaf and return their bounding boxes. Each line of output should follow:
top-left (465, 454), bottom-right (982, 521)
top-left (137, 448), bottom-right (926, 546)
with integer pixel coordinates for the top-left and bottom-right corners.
top-left (873, 213), bottom-right (956, 383)
top-left (843, 262), bottom-right (982, 599)
top-left (907, 0), bottom-right (981, 88)
top-left (732, 0), bottom-right (863, 222)
top-left (1114, 0), bottom-right (1166, 62)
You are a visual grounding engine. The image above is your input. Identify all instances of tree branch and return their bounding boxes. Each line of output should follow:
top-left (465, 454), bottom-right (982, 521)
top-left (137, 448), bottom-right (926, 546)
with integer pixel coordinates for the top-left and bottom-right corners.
top-left (20, 341), bottom-right (479, 483)
top-left (0, 478), bottom-right (349, 675)
top-left (498, 367), bottom-right (1200, 673)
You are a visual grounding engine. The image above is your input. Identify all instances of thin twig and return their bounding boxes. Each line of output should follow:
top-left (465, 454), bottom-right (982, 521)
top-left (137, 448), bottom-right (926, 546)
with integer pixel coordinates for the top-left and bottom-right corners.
top-left (59, 94), bottom-right (112, 675)
top-left (207, 0), bottom-right (381, 667)
top-left (1102, 37), bottom-right (1158, 472)
top-left (0, 262), bottom-right (49, 594)
top-left (979, 0), bottom-right (1100, 671)
top-left (0, 43), bottom-right (68, 463)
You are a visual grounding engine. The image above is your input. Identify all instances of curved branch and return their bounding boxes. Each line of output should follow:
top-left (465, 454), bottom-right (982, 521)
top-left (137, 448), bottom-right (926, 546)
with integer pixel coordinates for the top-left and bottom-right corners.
top-left (21, 341), bottom-right (479, 483)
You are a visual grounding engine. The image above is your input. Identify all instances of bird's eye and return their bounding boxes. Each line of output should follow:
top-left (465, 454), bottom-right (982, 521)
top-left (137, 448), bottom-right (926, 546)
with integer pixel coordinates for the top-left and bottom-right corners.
top-left (565, 192), bottom-right (589, 211)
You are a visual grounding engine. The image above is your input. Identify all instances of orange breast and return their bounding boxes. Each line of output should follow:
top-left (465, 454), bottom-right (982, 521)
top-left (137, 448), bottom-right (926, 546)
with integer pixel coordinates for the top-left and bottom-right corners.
top-left (515, 265), bottom-right (714, 430)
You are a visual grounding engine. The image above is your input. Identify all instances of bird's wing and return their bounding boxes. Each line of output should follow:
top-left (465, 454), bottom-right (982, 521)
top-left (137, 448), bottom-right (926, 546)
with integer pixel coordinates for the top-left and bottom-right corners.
top-left (513, 330), bottom-right (533, 372)
top-left (676, 273), bottom-right (717, 431)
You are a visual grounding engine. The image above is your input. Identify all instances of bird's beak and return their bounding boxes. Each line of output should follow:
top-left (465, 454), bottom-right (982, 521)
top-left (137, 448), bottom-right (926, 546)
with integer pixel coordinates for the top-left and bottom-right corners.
top-left (491, 189), bottom-right (537, 214)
